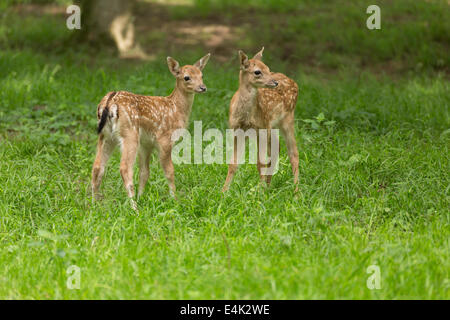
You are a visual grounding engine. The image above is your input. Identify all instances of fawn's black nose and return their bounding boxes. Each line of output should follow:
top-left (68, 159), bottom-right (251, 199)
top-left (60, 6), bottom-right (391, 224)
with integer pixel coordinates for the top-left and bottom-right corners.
top-left (199, 85), bottom-right (207, 92)
top-left (273, 80), bottom-right (278, 87)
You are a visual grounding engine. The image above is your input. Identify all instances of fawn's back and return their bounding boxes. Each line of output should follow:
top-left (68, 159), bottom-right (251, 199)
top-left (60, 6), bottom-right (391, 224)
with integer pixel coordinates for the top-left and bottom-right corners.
top-left (97, 90), bottom-right (189, 143)
top-left (257, 72), bottom-right (298, 126)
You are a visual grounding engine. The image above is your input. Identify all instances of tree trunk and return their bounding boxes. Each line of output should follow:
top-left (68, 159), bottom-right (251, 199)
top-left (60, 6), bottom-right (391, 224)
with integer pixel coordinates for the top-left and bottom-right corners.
top-left (77, 0), bottom-right (146, 59)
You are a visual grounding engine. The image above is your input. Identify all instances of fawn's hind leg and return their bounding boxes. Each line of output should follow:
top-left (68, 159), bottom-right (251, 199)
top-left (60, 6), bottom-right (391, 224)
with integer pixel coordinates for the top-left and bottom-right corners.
top-left (92, 134), bottom-right (116, 200)
top-left (119, 134), bottom-right (139, 208)
top-left (280, 115), bottom-right (299, 191)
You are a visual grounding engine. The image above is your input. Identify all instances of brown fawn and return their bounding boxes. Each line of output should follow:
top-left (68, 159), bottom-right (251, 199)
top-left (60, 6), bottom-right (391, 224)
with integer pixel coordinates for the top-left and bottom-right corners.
top-left (91, 54), bottom-right (210, 207)
top-left (222, 48), bottom-right (299, 192)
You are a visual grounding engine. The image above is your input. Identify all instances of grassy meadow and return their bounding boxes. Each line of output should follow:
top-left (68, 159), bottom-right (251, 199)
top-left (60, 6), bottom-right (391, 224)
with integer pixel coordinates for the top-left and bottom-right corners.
top-left (0, 0), bottom-right (449, 299)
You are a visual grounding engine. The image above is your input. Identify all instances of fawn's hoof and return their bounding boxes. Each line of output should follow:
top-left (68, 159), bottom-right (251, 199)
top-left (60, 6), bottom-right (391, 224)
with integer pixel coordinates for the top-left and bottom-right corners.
top-left (92, 193), bottom-right (104, 201)
top-left (130, 199), bottom-right (138, 211)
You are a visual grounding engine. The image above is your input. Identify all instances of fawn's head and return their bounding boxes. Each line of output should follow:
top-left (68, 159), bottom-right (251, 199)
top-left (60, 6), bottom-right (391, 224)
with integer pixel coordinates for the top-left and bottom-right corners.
top-left (238, 47), bottom-right (278, 89)
top-left (167, 54), bottom-right (210, 94)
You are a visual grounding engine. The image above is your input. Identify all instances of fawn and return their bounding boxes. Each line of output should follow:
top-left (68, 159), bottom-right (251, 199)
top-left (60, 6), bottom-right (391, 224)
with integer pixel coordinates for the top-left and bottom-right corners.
top-left (91, 54), bottom-right (210, 207)
top-left (222, 48), bottom-right (299, 192)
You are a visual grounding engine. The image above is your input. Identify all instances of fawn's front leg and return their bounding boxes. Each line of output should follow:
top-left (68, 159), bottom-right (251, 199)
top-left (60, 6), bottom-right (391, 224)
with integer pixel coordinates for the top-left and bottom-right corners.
top-left (119, 134), bottom-right (138, 209)
top-left (158, 137), bottom-right (176, 197)
top-left (257, 130), bottom-right (279, 186)
top-left (222, 136), bottom-right (240, 192)
top-left (257, 129), bottom-right (279, 186)
top-left (256, 134), bottom-right (266, 185)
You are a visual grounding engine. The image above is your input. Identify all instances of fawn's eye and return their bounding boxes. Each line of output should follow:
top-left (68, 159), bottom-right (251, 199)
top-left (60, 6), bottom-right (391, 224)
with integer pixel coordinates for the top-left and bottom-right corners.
top-left (184, 76), bottom-right (190, 81)
top-left (254, 70), bottom-right (261, 75)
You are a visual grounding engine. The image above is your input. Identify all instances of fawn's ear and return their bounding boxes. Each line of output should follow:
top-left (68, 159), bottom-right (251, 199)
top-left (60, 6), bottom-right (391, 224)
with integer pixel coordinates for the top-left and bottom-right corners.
top-left (194, 53), bottom-right (211, 71)
top-left (239, 50), bottom-right (250, 70)
top-left (252, 47), bottom-right (264, 60)
top-left (167, 57), bottom-right (180, 76)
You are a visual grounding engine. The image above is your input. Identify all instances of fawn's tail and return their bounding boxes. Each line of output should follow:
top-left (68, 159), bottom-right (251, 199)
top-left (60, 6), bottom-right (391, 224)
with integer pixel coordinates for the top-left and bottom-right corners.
top-left (97, 91), bottom-right (117, 134)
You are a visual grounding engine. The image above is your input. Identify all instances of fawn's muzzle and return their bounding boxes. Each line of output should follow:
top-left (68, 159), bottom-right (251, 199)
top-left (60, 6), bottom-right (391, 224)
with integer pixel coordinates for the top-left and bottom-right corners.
top-left (266, 80), bottom-right (278, 88)
top-left (198, 85), bottom-right (207, 92)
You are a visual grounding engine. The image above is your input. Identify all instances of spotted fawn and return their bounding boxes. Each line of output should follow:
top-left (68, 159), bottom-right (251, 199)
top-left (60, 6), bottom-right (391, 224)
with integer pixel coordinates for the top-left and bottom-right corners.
top-left (92, 54), bottom-right (211, 208)
top-left (222, 48), bottom-right (299, 192)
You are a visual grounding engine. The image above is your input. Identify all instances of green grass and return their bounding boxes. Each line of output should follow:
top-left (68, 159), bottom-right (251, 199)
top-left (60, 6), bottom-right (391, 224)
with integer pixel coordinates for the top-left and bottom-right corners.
top-left (0, 0), bottom-right (449, 299)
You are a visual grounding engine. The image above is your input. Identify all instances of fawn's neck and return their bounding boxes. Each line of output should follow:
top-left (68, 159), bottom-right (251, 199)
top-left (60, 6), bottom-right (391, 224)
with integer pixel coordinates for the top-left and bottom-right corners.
top-left (237, 72), bottom-right (258, 111)
top-left (167, 82), bottom-right (195, 119)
